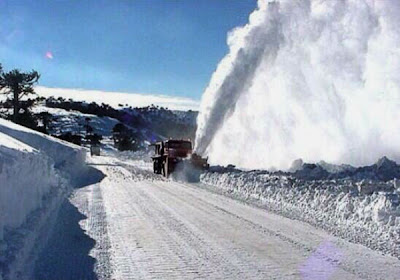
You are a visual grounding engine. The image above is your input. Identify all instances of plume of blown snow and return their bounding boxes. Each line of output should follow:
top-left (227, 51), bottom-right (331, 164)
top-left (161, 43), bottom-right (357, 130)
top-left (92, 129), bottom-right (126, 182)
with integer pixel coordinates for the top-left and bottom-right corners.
top-left (195, 0), bottom-right (400, 170)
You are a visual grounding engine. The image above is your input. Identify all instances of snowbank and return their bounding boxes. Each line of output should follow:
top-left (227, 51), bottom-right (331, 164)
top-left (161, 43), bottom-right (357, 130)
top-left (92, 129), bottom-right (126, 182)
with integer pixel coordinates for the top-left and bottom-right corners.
top-left (201, 161), bottom-right (400, 258)
top-left (0, 118), bottom-right (86, 182)
top-left (0, 133), bottom-right (60, 240)
top-left (0, 119), bottom-right (87, 279)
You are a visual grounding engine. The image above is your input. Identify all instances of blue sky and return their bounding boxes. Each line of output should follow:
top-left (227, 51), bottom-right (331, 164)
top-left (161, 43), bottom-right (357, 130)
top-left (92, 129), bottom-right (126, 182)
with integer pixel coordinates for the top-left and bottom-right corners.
top-left (0, 0), bottom-right (256, 100)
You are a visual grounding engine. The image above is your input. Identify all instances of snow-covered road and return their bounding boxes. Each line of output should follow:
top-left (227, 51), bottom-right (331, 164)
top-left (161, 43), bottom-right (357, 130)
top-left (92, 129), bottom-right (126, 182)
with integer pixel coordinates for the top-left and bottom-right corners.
top-left (36, 155), bottom-right (400, 279)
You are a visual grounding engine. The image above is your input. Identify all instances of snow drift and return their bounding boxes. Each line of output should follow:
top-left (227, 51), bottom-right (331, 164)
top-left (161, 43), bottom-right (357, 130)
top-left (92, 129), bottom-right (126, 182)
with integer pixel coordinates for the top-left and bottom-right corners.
top-left (195, 0), bottom-right (400, 170)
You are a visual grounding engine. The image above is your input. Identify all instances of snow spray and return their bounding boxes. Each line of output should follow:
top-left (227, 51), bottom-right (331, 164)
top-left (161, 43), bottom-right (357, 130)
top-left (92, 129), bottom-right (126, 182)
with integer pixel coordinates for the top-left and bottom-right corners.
top-left (195, 0), bottom-right (400, 170)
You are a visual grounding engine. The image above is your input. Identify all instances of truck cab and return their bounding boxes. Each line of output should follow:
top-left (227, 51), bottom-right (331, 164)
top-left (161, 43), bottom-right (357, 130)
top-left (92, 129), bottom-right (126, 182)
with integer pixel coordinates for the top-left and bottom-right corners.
top-left (151, 139), bottom-right (193, 177)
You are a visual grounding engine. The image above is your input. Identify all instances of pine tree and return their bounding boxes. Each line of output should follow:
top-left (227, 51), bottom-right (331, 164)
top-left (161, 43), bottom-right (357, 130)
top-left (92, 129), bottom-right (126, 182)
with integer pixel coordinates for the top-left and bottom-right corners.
top-left (0, 65), bottom-right (40, 123)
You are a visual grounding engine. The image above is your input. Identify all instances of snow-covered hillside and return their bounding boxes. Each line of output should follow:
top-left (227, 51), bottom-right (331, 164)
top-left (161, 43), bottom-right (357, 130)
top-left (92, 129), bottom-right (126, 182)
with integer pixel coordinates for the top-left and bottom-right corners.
top-left (32, 106), bottom-right (119, 137)
top-left (0, 118), bottom-right (87, 279)
top-left (44, 98), bottom-right (197, 141)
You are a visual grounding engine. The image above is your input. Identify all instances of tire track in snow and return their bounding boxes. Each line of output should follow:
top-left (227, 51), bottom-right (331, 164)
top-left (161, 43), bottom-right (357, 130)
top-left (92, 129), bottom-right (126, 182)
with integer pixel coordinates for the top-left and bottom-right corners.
top-left (84, 183), bottom-right (113, 279)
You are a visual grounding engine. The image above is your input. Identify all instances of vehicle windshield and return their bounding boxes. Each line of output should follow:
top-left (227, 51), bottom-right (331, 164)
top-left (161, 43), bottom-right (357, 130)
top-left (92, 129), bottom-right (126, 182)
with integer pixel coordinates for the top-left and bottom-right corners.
top-left (166, 141), bottom-right (192, 150)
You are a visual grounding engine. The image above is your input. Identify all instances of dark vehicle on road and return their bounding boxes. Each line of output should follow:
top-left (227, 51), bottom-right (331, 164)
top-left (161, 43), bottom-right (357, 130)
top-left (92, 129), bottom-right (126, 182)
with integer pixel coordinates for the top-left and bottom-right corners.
top-left (151, 139), bottom-right (209, 177)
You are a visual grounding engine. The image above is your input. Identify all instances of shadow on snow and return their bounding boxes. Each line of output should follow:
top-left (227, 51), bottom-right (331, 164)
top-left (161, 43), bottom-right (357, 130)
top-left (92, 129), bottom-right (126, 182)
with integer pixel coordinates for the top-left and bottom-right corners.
top-left (34, 165), bottom-right (106, 280)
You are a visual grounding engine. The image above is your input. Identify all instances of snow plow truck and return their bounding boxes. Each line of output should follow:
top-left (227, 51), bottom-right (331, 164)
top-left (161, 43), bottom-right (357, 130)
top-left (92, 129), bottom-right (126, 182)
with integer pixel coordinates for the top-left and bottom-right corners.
top-left (151, 139), bottom-right (209, 177)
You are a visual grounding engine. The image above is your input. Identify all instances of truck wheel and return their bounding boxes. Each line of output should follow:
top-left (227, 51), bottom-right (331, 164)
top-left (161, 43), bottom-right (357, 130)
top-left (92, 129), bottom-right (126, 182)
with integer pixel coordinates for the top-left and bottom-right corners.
top-left (153, 161), bottom-right (157, 173)
top-left (162, 161), bottom-right (166, 177)
top-left (157, 161), bottom-right (162, 174)
top-left (164, 159), bottom-right (169, 178)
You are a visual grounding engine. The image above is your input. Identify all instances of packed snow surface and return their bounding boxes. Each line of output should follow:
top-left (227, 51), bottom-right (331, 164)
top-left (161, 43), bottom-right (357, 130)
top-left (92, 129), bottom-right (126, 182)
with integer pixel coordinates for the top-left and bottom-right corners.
top-left (195, 0), bottom-right (400, 170)
top-left (35, 154), bottom-right (400, 280)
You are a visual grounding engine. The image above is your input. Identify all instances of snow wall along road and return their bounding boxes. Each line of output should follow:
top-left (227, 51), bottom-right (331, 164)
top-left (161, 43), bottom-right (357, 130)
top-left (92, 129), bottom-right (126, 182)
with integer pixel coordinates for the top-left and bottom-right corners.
top-left (195, 0), bottom-right (400, 170)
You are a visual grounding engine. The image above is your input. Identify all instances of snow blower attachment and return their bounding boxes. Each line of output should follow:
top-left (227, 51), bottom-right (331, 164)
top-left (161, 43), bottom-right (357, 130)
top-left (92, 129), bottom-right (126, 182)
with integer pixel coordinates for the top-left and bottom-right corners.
top-left (151, 139), bottom-right (209, 177)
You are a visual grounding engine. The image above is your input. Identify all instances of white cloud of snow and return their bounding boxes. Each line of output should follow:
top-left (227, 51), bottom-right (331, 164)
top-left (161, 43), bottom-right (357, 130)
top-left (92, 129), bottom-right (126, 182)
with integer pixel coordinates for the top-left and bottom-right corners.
top-left (195, 0), bottom-right (400, 170)
top-left (35, 86), bottom-right (200, 111)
